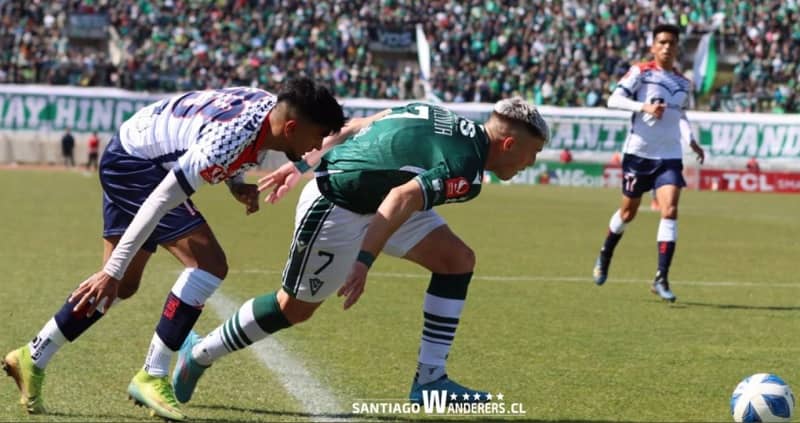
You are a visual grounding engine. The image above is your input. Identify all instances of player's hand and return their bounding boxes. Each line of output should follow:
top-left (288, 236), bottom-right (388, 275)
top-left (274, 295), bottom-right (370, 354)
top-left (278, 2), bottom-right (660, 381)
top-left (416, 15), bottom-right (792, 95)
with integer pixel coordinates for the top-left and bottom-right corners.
top-left (642, 103), bottom-right (666, 119)
top-left (229, 182), bottom-right (260, 215)
top-left (258, 162), bottom-right (302, 205)
top-left (68, 271), bottom-right (119, 317)
top-left (338, 261), bottom-right (369, 310)
top-left (690, 141), bottom-right (705, 164)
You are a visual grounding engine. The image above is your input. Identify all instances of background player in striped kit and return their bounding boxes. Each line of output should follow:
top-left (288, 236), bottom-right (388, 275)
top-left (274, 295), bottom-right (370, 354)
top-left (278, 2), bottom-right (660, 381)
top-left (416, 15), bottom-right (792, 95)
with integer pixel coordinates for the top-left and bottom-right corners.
top-left (2, 78), bottom-right (344, 421)
top-left (171, 97), bottom-right (549, 406)
top-left (591, 24), bottom-right (705, 302)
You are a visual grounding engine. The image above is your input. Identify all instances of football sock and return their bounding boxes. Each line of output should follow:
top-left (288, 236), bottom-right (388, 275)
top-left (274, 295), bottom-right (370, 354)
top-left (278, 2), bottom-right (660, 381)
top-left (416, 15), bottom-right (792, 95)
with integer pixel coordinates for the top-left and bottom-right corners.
top-left (143, 333), bottom-right (172, 377)
top-left (417, 363), bottom-right (445, 385)
top-left (601, 210), bottom-right (627, 256)
top-left (45, 292), bottom-right (120, 369)
top-left (416, 273), bottom-right (471, 385)
top-left (53, 296), bottom-right (106, 342)
top-left (657, 218), bottom-right (678, 276)
top-left (27, 318), bottom-right (67, 369)
top-left (193, 291), bottom-right (291, 366)
top-left (144, 268), bottom-right (220, 377)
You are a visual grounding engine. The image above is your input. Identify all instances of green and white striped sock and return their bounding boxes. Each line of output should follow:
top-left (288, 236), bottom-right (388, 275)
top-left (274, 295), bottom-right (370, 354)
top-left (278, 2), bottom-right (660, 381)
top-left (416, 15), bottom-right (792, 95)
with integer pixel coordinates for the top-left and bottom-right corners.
top-left (193, 291), bottom-right (291, 366)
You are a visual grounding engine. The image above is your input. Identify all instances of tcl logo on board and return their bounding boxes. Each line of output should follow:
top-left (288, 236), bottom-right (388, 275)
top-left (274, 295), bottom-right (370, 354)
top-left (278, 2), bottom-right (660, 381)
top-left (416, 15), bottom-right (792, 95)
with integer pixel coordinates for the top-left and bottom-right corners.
top-left (699, 169), bottom-right (800, 193)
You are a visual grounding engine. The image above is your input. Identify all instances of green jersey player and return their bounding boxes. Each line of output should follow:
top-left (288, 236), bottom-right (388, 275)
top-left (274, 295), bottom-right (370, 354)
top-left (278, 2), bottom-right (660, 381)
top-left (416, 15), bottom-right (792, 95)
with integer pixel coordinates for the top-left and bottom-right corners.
top-left (172, 98), bottom-right (549, 406)
top-left (318, 102), bottom-right (488, 214)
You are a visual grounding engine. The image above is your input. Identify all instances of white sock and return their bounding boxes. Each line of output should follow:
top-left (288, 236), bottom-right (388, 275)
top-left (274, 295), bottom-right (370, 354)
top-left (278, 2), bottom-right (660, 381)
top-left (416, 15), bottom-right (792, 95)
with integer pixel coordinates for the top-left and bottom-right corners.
top-left (657, 218), bottom-right (677, 241)
top-left (609, 209), bottom-right (627, 234)
top-left (171, 268), bottom-right (221, 307)
top-left (192, 298), bottom-right (272, 366)
top-left (143, 333), bottom-right (172, 377)
top-left (143, 268), bottom-right (222, 376)
top-left (417, 293), bottom-right (465, 385)
top-left (417, 363), bottom-right (446, 385)
top-left (28, 318), bottom-right (67, 369)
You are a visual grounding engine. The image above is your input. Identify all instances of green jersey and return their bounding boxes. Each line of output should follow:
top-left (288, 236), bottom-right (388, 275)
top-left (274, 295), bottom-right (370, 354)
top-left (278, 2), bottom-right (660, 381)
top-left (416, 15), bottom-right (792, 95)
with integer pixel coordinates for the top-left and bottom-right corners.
top-left (316, 103), bottom-right (489, 214)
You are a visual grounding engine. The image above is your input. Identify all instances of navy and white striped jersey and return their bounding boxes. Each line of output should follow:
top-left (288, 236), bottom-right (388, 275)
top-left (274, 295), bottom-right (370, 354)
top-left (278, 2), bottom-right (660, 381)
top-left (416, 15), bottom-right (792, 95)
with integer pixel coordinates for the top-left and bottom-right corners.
top-left (118, 87), bottom-right (277, 192)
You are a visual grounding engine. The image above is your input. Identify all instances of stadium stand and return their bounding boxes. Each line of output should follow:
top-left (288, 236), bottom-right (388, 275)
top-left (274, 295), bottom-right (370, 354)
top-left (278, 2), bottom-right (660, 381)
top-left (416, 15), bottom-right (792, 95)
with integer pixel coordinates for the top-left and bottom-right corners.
top-left (0, 0), bottom-right (797, 113)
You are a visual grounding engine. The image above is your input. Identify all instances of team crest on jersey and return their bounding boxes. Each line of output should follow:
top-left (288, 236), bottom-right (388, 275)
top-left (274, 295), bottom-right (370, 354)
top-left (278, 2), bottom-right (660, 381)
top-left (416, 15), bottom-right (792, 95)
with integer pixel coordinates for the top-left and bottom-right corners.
top-left (309, 278), bottom-right (325, 296)
top-left (445, 177), bottom-right (470, 198)
top-left (200, 164), bottom-right (228, 184)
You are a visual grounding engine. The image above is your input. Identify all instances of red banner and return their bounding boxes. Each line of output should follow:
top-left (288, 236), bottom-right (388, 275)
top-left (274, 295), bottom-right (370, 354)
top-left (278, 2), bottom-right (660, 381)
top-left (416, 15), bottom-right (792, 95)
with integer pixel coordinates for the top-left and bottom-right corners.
top-left (699, 169), bottom-right (800, 193)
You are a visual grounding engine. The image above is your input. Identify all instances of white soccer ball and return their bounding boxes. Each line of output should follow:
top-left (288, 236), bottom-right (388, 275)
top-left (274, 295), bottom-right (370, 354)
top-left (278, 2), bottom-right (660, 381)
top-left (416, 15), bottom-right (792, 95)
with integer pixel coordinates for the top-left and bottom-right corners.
top-left (731, 373), bottom-right (795, 422)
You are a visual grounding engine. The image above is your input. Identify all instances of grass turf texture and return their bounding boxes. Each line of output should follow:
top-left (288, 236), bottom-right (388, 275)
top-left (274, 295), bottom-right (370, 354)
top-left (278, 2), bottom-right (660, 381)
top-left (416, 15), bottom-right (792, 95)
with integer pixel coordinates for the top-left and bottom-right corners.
top-left (0, 169), bottom-right (797, 422)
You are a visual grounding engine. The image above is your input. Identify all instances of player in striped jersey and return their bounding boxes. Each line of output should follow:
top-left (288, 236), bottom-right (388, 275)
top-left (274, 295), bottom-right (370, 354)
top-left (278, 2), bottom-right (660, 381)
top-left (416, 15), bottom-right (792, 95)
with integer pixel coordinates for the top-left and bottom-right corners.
top-left (592, 24), bottom-right (705, 302)
top-left (2, 78), bottom-right (345, 421)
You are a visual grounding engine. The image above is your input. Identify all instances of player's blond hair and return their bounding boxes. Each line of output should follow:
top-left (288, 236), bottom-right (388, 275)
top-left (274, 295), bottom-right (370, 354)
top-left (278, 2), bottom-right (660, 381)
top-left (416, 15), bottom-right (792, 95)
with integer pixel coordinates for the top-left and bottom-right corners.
top-left (491, 97), bottom-right (550, 145)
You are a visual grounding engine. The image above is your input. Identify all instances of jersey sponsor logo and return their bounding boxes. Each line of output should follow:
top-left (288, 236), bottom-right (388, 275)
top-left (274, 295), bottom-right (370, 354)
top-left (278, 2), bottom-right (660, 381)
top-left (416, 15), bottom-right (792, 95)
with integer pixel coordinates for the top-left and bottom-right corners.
top-left (445, 177), bottom-right (470, 198)
top-left (309, 277), bottom-right (325, 296)
top-left (200, 164), bottom-right (228, 184)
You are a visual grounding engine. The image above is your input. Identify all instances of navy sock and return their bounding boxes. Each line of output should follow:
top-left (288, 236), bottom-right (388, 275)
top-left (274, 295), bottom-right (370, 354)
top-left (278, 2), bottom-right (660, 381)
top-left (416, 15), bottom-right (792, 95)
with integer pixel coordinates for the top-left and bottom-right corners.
top-left (155, 293), bottom-right (203, 350)
top-left (601, 230), bottom-right (623, 257)
top-left (53, 298), bottom-right (104, 342)
top-left (657, 241), bottom-right (676, 275)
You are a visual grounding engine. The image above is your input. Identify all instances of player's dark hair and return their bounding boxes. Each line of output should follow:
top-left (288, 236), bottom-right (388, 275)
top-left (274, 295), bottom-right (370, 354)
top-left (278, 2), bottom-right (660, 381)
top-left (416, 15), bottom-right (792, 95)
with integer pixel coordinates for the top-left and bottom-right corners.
top-left (653, 24), bottom-right (680, 40)
top-left (277, 77), bottom-right (346, 134)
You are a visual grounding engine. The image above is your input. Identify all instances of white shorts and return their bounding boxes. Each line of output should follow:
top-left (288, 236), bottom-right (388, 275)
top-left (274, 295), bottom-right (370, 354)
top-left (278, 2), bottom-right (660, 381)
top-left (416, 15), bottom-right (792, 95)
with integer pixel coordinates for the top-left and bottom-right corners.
top-left (282, 179), bottom-right (446, 302)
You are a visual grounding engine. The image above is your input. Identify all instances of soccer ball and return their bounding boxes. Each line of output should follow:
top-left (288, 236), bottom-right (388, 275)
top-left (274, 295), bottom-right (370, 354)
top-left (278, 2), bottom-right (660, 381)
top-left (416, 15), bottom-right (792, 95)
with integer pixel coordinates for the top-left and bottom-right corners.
top-left (731, 373), bottom-right (795, 422)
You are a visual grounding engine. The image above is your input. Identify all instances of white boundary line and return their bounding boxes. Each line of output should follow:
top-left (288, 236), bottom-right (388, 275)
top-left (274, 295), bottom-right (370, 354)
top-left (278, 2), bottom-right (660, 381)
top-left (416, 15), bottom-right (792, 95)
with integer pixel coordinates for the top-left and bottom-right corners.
top-left (206, 293), bottom-right (351, 422)
top-left (228, 269), bottom-right (800, 289)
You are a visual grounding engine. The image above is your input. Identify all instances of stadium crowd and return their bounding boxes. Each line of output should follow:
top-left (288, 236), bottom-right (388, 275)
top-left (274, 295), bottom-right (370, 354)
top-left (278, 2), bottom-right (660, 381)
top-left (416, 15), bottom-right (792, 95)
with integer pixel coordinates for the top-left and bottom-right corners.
top-left (0, 0), bottom-right (797, 113)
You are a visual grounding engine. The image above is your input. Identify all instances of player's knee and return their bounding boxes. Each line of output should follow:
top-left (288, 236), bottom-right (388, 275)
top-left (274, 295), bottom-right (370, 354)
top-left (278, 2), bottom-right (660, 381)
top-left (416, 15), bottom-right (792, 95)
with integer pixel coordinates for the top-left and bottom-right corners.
top-left (620, 208), bottom-right (638, 222)
top-left (459, 245), bottom-right (476, 272)
top-left (662, 205), bottom-right (678, 219)
top-left (199, 254), bottom-right (228, 280)
top-left (277, 292), bottom-right (320, 325)
top-left (281, 303), bottom-right (317, 325)
top-left (435, 243), bottom-right (475, 274)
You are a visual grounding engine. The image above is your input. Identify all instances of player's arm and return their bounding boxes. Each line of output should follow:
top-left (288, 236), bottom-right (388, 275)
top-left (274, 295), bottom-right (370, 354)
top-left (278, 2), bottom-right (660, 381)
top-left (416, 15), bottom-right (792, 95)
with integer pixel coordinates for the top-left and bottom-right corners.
top-left (70, 169), bottom-right (192, 316)
top-left (258, 109), bottom-right (392, 204)
top-left (607, 65), bottom-right (664, 118)
top-left (302, 109), bottom-right (392, 168)
top-left (337, 179), bottom-right (424, 310)
top-left (225, 173), bottom-right (259, 215)
top-left (680, 109), bottom-right (705, 164)
top-left (607, 91), bottom-right (666, 119)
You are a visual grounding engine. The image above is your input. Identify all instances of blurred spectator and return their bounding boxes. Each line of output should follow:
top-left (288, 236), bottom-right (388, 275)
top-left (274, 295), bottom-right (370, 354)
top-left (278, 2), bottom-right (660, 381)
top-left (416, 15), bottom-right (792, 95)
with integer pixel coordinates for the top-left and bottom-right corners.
top-left (746, 156), bottom-right (760, 173)
top-left (560, 148), bottom-right (573, 164)
top-left (0, 0), bottom-right (796, 113)
top-left (86, 131), bottom-right (100, 170)
top-left (61, 128), bottom-right (75, 167)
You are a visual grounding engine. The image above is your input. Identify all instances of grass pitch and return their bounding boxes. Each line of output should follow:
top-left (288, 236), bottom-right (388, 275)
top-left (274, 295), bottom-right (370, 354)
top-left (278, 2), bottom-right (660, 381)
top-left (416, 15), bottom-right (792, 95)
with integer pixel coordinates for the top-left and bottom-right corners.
top-left (0, 169), bottom-right (798, 422)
